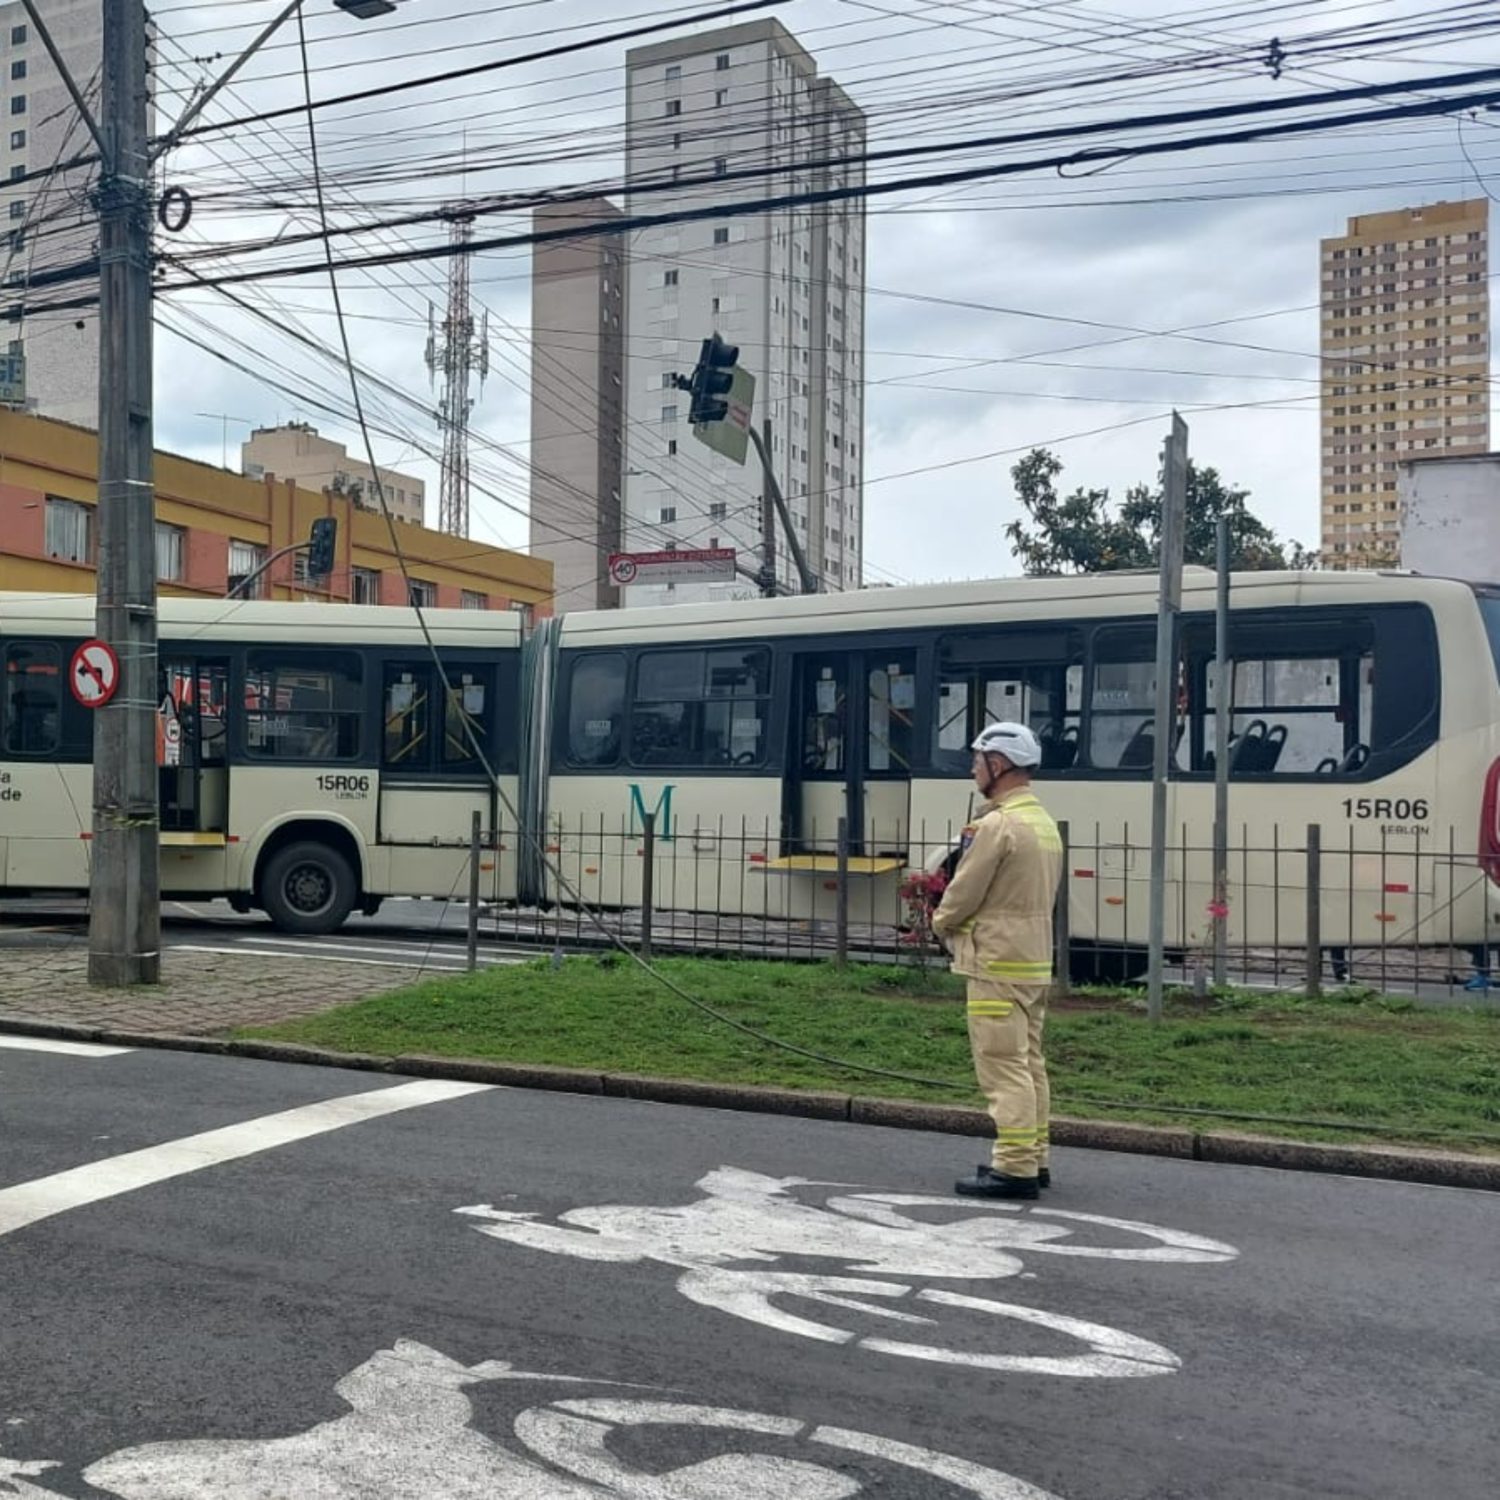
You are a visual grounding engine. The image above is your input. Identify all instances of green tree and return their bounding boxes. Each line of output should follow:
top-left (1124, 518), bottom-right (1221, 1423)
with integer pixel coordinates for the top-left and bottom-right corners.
top-left (1006, 447), bottom-right (1314, 575)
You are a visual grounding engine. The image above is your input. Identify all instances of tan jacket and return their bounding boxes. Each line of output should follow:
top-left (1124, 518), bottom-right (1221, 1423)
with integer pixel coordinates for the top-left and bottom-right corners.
top-left (931, 785), bottom-right (1063, 988)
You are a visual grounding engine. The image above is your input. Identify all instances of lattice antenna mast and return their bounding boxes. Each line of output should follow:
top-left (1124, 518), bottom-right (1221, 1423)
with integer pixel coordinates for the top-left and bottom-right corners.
top-left (424, 213), bottom-right (487, 537)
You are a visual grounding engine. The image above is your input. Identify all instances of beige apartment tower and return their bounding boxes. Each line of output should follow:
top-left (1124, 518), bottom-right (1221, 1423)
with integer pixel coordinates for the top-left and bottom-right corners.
top-left (527, 197), bottom-right (625, 613)
top-left (1320, 199), bottom-right (1490, 566)
top-left (241, 423), bottom-right (425, 526)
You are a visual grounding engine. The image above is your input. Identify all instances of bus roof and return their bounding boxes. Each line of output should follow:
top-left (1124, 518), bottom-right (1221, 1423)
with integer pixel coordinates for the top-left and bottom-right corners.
top-left (0, 593), bottom-right (523, 649)
top-left (557, 569), bottom-right (1477, 646)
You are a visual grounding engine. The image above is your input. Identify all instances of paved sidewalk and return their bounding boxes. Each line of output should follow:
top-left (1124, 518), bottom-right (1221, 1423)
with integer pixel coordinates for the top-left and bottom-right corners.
top-left (0, 943), bottom-right (409, 1035)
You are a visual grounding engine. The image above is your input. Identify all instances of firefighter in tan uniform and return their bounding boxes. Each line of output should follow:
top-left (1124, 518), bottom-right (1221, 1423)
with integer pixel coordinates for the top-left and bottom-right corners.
top-left (931, 722), bottom-right (1063, 1200)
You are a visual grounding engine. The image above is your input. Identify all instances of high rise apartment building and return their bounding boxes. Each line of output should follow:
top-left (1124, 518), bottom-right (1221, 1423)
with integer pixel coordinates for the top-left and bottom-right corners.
top-left (0, 0), bottom-right (103, 428)
top-left (621, 19), bottom-right (866, 605)
top-left (527, 198), bottom-right (626, 613)
top-left (1320, 199), bottom-right (1490, 566)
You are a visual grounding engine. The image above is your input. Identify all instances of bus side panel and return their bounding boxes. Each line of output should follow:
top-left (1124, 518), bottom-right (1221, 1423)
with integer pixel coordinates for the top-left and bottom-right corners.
top-left (0, 761), bottom-right (91, 890)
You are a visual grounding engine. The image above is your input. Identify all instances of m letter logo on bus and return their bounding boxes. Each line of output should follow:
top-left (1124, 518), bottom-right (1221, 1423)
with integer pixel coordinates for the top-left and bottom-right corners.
top-left (628, 784), bottom-right (675, 841)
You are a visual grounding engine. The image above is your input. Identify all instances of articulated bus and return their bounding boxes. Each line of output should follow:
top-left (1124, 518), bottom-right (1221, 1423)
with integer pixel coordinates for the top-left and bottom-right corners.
top-left (2, 570), bottom-right (1497, 969)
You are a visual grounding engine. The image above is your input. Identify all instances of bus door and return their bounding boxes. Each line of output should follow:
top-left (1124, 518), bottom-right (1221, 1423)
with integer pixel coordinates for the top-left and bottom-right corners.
top-left (786, 648), bottom-right (917, 856)
top-left (158, 657), bottom-right (230, 890)
top-left (158, 658), bottom-right (229, 835)
top-left (378, 660), bottom-right (495, 899)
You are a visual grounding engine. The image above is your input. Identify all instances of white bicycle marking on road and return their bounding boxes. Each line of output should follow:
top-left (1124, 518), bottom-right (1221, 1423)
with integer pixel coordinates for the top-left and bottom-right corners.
top-left (0, 1340), bottom-right (1069, 1497)
top-left (457, 1166), bottom-right (1239, 1378)
top-left (0, 1036), bottom-right (133, 1058)
top-left (0, 1080), bottom-right (491, 1240)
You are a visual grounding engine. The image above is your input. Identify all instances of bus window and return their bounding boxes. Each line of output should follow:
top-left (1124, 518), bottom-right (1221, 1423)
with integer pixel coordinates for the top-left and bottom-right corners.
top-left (867, 656), bottom-right (916, 776)
top-left (383, 668), bottom-right (427, 767)
top-left (1223, 656), bottom-right (1353, 774)
top-left (444, 669), bottom-right (489, 767)
top-left (1088, 629), bottom-right (1167, 772)
top-left (800, 660), bottom-right (846, 775)
top-left (244, 650), bottom-right (362, 761)
top-left (2, 640), bottom-right (60, 755)
top-left (631, 647), bottom-right (769, 768)
top-left (565, 652), bottom-right (625, 767)
top-left (936, 632), bottom-right (1082, 773)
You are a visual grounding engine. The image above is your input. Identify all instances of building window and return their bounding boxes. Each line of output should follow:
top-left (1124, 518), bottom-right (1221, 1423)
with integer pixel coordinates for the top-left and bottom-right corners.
top-left (713, 157), bottom-right (727, 176)
top-left (665, 99), bottom-right (681, 117)
top-left (408, 579), bottom-right (437, 608)
top-left (8, 166), bottom-right (19, 181)
top-left (660, 505), bottom-right (677, 523)
top-left (7, 200), bottom-right (21, 220)
top-left (713, 227), bottom-right (729, 245)
top-left (460, 589), bottom-right (487, 610)
top-left (665, 64), bottom-right (681, 81)
top-left (661, 372), bottom-right (675, 388)
top-left (716, 52), bottom-right (730, 69)
top-left (10, 96), bottom-right (24, 116)
top-left (709, 502), bottom-right (727, 519)
top-left (661, 405), bottom-right (678, 423)
top-left (667, 438), bottom-right (677, 455)
top-left (351, 566), bottom-right (381, 604)
top-left (663, 268), bottom-right (678, 286)
top-left (227, 539), bottom-right (265, 597)
top-left (715, 89), bottom-right (728, 107)
top-left (10, 130), bottom-right (24, 150)
top-left (711, 297), bottom-right (720, 313)
top-left (44, 496), bottom-right (92, 563)
top-left (9, 60), bottom-right (23, 81)
top-left (154, 522), bottom-right (185, 582)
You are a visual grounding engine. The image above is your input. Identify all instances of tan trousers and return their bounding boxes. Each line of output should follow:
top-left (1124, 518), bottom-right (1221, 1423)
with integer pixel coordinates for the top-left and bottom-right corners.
top-left (966, 979), bottom-right (1050, 1177)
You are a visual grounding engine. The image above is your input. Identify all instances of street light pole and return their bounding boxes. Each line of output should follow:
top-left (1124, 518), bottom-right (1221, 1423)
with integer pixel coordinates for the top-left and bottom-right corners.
top-left (88, 0), bottom-right (158, 986)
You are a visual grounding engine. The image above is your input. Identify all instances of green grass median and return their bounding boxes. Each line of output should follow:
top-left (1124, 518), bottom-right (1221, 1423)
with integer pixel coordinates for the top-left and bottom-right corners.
top-left (240, 956), bottom-right (1500, 1153)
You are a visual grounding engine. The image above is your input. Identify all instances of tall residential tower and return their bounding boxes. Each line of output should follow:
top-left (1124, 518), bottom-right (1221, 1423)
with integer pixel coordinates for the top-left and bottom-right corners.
top-left (1320, 199), bottom-right (1490, 566)
top-left (621, 18), bottom-right (866, 605)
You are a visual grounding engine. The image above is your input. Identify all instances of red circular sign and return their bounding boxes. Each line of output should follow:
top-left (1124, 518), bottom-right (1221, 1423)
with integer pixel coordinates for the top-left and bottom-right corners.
top-left (69, 639), bottom-right (120, 708)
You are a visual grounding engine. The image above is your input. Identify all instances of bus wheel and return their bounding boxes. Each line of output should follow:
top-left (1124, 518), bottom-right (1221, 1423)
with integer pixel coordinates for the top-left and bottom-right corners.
top-left (261, 841), bottom-right (357, 935)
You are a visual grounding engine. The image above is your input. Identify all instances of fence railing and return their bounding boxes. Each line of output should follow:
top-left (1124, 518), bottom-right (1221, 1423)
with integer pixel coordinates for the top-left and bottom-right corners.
top-left (451, 812), bottom-right (1500, 999)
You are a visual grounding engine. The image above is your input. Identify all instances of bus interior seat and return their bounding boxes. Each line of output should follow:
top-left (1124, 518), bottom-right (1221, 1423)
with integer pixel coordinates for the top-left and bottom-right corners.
top-left (1315, 756), bottom-right (1339, 774)
top-left (1118, 719), bottom-right (1155, 768)
top-left (1039, 723), bottom-right (1079, 770)
top-left (1261, 723), bottom-right (1288, 771)
top-left (1229, 719), bottom-right (1268, 773)
top-left (1341, 743), bottom-right (1370, 774)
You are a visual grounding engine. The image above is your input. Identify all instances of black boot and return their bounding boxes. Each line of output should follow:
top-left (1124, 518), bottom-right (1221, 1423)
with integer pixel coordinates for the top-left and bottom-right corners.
top-left (955, 1166), bottom-right (1040, 1200)
top-left (975, 1162), bottom-right (1051, 1190)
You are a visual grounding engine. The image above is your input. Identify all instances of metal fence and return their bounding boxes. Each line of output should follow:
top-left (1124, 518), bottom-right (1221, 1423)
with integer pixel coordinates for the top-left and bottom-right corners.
top-left (449, 812), bottom-right (1500, 999)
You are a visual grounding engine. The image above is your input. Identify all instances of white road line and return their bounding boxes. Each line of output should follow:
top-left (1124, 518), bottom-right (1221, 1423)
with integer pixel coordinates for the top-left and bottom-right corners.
top-left (170, 943), bottom-right (459, 972)
top-left (0, 1079), bottom-right (492, 1240)
top-left (0, 1036), bottom-right (133, 1058)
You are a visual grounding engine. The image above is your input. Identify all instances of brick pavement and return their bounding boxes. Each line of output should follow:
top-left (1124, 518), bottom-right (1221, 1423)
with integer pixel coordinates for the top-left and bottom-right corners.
top-left (0, 941), bottom-right (410, 1035)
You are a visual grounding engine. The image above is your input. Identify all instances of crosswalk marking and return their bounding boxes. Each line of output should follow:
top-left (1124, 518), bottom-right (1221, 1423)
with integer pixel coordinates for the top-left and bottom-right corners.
top-left (0, 1079), bottom-right (493, 1240)
top-left (0, 1035), bottom-right (134, 1058)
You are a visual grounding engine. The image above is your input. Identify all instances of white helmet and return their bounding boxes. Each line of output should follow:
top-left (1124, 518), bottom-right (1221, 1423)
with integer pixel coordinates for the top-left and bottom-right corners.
top-left (971, 721), bottom-right (1042, 769)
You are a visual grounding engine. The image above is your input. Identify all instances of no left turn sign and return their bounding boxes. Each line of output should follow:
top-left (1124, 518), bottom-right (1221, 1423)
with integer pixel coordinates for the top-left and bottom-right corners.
top-left (69, 639), bottom-right (120, 708)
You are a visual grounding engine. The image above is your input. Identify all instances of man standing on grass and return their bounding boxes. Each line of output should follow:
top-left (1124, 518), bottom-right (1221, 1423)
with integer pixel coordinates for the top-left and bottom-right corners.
top-left (931, 722), bottom-right (1063, 1201)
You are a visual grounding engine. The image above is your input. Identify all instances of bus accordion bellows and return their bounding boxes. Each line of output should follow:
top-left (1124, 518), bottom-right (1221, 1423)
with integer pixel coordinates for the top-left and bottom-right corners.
top-left (1, 569), bottom-right (1495, 976)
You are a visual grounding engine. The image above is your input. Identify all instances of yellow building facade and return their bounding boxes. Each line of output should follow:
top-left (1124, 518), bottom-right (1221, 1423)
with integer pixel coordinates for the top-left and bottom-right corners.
top-left (0, 411), bottom-right (552, 615)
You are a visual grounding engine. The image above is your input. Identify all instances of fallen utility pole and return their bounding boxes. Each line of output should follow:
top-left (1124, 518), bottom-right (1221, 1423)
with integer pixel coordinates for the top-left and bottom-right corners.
top-left (749, 420), bottom-right (818, 596)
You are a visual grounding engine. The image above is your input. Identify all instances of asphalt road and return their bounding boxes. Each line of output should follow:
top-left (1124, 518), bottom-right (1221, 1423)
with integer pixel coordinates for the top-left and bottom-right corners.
top-left (1, 1037), bottom-right (1496, 1499)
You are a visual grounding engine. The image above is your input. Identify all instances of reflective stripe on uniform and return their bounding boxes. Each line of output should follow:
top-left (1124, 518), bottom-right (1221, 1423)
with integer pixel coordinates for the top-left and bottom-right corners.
top-left (968, 999), bottom-right (1015, 1017)
top-left (982, 959), bottom-right (1053, 981)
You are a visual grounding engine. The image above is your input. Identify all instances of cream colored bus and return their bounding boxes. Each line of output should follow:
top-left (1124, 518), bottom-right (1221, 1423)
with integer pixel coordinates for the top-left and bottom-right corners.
top-left (0, 593), bottom-right (522, 932)
top-left (537, 569), bottom-right (1499, 975)
top-left (3, 572), bottom-right (1496, 972)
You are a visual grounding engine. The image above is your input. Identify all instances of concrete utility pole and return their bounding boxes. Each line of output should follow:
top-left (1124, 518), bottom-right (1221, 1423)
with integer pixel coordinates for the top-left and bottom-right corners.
top-left (1147, 412), bottom-right (1188, 1022)
top-left (90, 0), bottom-right (159, 987)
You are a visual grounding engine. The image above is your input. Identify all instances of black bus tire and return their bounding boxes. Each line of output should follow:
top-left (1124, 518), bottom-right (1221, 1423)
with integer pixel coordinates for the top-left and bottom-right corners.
top-left (261, 840), bottom-right (357, 935)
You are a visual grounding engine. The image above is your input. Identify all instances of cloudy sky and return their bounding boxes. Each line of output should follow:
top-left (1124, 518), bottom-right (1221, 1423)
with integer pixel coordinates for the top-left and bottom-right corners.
top-left (140, 0), bottom-right (1500, 587)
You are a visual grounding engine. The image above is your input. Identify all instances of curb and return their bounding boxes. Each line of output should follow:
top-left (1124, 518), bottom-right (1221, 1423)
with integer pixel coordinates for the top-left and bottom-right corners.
top-left (4, 1014), bottom-right (1495, 1192)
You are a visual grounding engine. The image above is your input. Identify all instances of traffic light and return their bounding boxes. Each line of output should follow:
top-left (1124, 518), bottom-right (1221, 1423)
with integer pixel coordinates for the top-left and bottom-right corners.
top-left (688, 334), bottom-right (739, 425)
top-left (307, 517), bottom-right (337, 579)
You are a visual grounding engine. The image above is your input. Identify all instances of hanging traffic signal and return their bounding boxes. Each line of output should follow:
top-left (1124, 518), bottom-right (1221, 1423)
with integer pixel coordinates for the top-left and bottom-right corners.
top-left (688, 334), bottom-right (739, 425)
top-left (307, 516), bottom-right (337, 579)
